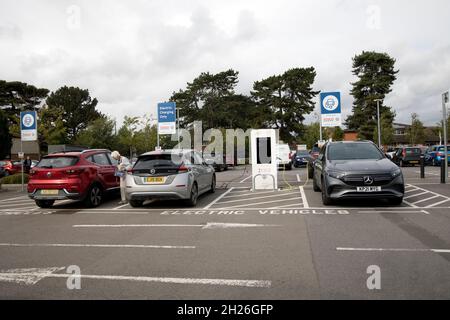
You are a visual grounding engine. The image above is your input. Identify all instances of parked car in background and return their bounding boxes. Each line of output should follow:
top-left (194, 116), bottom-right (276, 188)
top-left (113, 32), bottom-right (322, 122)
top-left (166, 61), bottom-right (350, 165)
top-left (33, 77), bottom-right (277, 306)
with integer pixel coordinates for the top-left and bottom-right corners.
top-left (125, 149), bottom-right (216, 207)
top-left (307, 145), bottom-right (322, 178)
top-left (424, 145), bottom-right (450, 166)
top-left (385, 147), bottom-right (399, 160)
top-left (0, 166), bottom-right (5, 178)
top-left (312, 141), bottom-right (404, 205)
top-left (0, 160), bottom-right (21, 176)
top-left (203, 151), bottom-right (228, 172)
top-left (31, 160), bottom-right (39, 168)
top-left (28, 149), bottom-right (119, 208)
top-left (391, 147), bottom-right (422, 167)
top-left (276, 144), bottom-right (292, 170)
top-left (293, 150), bottom-right (313, 168)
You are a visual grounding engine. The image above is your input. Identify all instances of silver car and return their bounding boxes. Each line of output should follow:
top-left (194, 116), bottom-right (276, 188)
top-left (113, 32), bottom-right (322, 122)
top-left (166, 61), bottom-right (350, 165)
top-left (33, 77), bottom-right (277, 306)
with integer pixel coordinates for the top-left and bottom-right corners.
top-left (125, 149), bottom-right (216, 207)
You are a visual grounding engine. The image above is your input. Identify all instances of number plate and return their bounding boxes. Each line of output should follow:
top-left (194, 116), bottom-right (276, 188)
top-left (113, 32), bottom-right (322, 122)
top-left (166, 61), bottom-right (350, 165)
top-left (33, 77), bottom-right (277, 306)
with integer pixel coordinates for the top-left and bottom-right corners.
top-left (144, 177), bottom-right (165, 184)
top-left (409, 161), bottom-right (418, 164)
top-left (41, 189), bottom-right (59, 195)
top-left (356, 186), bottom-right (381, 192)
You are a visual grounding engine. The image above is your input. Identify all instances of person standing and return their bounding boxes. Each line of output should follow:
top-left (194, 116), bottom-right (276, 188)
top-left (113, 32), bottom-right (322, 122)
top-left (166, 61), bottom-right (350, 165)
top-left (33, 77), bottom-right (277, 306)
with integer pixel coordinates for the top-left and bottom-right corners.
top-left (23, 156), bottom-right (32, 174)
top-left (111, 151), bottom-right (131, 205)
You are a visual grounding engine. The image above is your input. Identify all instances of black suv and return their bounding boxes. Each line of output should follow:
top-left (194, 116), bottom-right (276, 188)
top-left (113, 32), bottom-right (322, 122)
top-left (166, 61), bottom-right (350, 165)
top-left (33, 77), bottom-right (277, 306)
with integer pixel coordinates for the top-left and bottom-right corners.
top-left (312, 141), bottom-right (404, 205)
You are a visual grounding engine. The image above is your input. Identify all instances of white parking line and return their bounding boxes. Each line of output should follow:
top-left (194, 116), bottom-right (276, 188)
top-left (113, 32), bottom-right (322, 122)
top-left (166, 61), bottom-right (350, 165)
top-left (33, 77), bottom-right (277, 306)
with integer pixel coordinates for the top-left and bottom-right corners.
top-left (223, 188), bottom-right (293, 199)
top-left (337, 247), bottom-right (450, 253)
top-left (113, 203), bottom-right (130, 210)
top-left (221, 197), bottom-right (301, 209)
top-left (296, 174), bottom-right (301, 182)
top-left (411, 195), bottom-right (440, 205)
top-left (0, 243), bottom-right (195, 249)
top-left (73, 222), bottom-right (279, 229)
top-left (299, 186), bottom-right (309, 208)
top-left (239, 176), bottom-right (252, 183)
top-left (404, 191), bottom-right (429, 199)
top-left (358, 210), bottom-right (430, 214)
top-left (0, 268), bottom-right (272, 288)
top-left (425, 198), bottom-right (450, 208)
top-left (0, 196), bottom-right (29, 203)
top-left (203, 187), bottom-right (234, 209)
top-left (217, 192), bottom-right (298, 205)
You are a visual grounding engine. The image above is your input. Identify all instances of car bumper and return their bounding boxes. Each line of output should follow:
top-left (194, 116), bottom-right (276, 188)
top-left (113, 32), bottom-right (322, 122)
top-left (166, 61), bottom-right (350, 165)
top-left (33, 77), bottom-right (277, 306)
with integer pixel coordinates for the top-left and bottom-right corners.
top-left (324, 175), bottom-right (405, 200)
top-left (28, 188), bottom-right (82, 200)
top-left (125, 174), bottom-right (192, 201)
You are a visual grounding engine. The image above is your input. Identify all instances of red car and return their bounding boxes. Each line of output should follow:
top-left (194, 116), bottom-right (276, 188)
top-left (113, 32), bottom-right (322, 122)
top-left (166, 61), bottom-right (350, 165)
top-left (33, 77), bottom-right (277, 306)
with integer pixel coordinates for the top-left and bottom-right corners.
top-left (0, 160), bottom-right (22, 176)
top-left (28, 149), bottom-right (119, 208)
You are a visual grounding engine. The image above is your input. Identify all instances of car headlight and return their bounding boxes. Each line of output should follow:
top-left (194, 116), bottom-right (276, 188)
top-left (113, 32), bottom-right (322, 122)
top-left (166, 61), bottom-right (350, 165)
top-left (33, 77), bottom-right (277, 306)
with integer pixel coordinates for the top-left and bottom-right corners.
top-left (391, 168), bottom-right (402, 178)
top-left (326, 170), bottom-right (346, 179)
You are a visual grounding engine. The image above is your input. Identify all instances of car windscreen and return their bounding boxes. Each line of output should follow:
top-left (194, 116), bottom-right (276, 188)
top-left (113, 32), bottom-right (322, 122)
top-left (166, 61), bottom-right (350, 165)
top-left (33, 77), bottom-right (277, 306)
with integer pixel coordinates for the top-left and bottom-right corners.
top-left (37, 156), bottom-right (79, 168)
top-left (296, 151), bottom-right (309, 156)
top-left (328, 143), bottom-right (384, 161)
top-left (134, 154), bottom-right (184, 169)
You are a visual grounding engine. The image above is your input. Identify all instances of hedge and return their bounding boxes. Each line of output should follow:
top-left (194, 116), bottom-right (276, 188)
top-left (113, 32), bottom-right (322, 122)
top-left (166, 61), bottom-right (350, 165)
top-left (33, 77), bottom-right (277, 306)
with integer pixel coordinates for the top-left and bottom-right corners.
top-left (0, 173), bottom-right (29, 184)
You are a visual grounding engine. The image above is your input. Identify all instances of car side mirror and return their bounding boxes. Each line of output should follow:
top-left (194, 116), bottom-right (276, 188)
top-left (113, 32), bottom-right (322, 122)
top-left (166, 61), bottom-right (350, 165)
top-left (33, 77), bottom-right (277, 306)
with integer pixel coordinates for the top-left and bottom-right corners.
top-left (385, 153), bottom-right (392, 160)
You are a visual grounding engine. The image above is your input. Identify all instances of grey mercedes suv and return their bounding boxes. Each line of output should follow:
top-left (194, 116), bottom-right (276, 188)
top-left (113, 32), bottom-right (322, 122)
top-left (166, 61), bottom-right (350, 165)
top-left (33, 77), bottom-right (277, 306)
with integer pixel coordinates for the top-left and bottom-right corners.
top-left (312, 141), bottom-right (404, 205)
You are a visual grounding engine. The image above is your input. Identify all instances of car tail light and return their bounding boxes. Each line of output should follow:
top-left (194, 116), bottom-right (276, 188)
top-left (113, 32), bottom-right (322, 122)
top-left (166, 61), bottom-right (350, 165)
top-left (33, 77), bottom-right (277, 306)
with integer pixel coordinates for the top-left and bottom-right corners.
top-left (437, 152), bottom-right (444, 157)
top-left (65, 168), bottom-right (85, 176)
top-left (178, 163), bottom-right (189, 173)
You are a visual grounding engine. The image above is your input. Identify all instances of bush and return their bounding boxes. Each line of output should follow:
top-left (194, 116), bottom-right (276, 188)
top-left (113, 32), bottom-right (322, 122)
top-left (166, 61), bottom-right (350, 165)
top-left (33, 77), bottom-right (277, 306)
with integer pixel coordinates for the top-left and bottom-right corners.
top-left (0, 173), bottom-right (29, 184)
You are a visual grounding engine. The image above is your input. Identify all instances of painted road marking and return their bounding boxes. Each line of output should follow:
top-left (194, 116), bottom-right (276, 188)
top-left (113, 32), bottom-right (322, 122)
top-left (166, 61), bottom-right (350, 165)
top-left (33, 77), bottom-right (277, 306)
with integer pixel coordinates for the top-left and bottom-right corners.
top-left (203, 187), bottom-right (234, 209)
top-left (296, 174), bottom-right (301, 182)
top-left (0, 267), bottom-right (272, 288)
top-left (404, 191), bottom-right (429, 199)
top-left (0, 243), bottom-right (195, 249)
top-left (222, 188), bottom-right (293, 199)
top-left (217, 192), bottom-right (297, 205)
top-left (0, 196), bottom-right (29, 203)
top-left (220, 197), bottom-right (301, 209)
top-left (357, 210), bottom-right (430, 215)
top-left (299, 186), bottom-right (309, 208)
top-left (73, 222), bottom-right (280, 229)
top-left (426, 198), bottom-right (450, 208)
top-left (239, 176), bottom-right (252, 183)
top-left (337, 247), bottom-right (450, 253)
top-left (113, 203), bottom-right (130, 210)
top-left (412, 195), bottom-right (440, 205)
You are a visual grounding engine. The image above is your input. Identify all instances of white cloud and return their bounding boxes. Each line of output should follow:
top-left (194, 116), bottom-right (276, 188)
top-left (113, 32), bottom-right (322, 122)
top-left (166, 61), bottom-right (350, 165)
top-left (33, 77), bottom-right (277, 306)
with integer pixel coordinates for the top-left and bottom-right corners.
top-left (0, 0), bottom-right (449, 127)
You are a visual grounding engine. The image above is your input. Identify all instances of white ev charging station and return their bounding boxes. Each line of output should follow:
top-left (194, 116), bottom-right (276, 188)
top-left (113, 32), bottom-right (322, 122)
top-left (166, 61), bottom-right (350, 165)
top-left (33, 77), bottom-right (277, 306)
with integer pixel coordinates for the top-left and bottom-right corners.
top-left (251, 129), bottom-right (278, 190)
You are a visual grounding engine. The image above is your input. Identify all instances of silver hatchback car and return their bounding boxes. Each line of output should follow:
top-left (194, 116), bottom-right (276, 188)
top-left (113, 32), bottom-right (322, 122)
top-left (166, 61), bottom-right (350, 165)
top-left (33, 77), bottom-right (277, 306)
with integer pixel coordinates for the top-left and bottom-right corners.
top-left (125, 149), bottom-right (216, 207)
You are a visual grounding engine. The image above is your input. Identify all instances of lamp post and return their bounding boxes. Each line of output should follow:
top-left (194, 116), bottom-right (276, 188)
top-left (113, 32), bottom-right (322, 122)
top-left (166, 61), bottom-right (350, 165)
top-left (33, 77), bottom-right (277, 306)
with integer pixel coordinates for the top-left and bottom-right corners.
top-left (374, 99), bottom-right (383, 148)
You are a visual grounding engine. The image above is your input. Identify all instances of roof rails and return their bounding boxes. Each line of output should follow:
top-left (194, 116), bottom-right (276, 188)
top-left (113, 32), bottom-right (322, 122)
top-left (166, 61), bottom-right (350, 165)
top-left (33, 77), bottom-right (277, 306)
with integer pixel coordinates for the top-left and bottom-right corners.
top-left (80, 149), bottom-right (111, 154)
top-left (50, 148), bottom-right (111, 154)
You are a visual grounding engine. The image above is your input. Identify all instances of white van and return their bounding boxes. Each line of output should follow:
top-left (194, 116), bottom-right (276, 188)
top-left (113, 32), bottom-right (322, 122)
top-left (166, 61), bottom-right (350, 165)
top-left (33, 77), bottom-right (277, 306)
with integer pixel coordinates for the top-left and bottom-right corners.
top-left (276, 144), bottom-right (292, 170)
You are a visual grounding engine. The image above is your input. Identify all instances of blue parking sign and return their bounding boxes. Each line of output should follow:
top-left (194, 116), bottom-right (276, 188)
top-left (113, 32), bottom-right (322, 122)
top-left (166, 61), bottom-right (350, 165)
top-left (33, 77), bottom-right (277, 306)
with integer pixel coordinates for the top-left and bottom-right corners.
top-left (158, 102), bottom-right (176, 123)
top-left (320, 92), bottom-right (341, 115)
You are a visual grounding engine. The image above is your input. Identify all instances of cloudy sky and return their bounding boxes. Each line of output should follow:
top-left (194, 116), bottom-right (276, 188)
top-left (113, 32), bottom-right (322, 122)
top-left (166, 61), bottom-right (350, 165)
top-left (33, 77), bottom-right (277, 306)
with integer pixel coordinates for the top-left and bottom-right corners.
top-left (1, 0), bottom-right (449, 126)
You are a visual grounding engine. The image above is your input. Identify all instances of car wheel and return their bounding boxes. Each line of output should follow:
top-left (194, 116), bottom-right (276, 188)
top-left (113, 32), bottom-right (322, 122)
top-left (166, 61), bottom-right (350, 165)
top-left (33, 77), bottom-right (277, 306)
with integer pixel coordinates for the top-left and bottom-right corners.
top-left (287, 164), bottom-right (292, 171)
top-left (313, 175), bottom-right (320, 192)
top-left (186, 183), bottom-right (198, 207)
top-left (129, 200), bottom-right (144, 208)
top-left (35, 200), bottom-right (55, 208)
top-left (389, 197), bottom-right (403, 205)
top-left (321, 177), bottom-right (333, 206)
top-left (84, 184), bottom-right (103, 208)
top-left (209, 175), bottom-right (216, 193)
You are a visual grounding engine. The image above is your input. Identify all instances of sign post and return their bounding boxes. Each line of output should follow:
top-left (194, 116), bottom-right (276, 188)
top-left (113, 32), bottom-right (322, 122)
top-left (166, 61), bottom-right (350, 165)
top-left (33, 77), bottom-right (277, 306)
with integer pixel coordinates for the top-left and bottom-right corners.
top-left (320, 92), bottom-right (342, 129)
top-left (442, 91), bottom-right (449, 183)
top-left (20, 111), bottom-right (37, 191)
top-left (157, 102), bottom-right (177, 150)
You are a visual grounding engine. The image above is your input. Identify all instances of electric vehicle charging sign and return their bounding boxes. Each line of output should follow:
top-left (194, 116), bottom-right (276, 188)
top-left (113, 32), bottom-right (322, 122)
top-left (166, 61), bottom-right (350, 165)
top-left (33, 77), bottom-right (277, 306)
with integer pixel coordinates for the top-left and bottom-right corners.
top-left (320, 92), bottom-right (342, 127)
top-left (20, 111), bottom-right (38, 141)
top-left (158, 102), bottom-right (176, 135)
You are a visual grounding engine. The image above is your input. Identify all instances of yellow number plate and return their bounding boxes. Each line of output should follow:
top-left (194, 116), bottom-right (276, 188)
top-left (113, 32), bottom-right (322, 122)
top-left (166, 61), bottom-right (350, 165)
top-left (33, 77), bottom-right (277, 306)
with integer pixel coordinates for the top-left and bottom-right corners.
top-left (41, 189), bottom-right (59, 195)
top-left (144, 177), bottom-right (165, 184)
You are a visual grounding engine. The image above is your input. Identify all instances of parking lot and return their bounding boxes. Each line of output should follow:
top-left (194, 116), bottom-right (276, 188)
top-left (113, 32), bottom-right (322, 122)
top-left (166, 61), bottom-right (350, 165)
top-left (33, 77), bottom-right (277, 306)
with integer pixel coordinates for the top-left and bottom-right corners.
top-left (0, 165), bottom-right (449, 299)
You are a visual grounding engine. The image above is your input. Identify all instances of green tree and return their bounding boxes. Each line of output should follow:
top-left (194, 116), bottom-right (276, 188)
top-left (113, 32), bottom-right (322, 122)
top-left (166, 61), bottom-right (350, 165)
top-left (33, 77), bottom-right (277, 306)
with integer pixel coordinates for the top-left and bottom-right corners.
top-left (117, 116), bottom-right (140, 158)
top-left (302, 122), bottom-right (326, 149)
top-left (405, 113), bottom-right (425, 145)
top-left (46, 86), bottom-right (102, 142)
top-left (170, 69), bottom-right (239, 130)
top-left (0, 109), bottom-right (12, 159)
top-left (76, 116), bottom-right (118, 150)
top-left (345, 51), bottom-right (398, 141)
top-left (251, 67), bottom-right (319, 143)
top-left (38, 105), bottom-right (68, 153)
top-left (134, 116), bottom-right (158, 154)
top-left (0, 80), bottom-right (49, 115)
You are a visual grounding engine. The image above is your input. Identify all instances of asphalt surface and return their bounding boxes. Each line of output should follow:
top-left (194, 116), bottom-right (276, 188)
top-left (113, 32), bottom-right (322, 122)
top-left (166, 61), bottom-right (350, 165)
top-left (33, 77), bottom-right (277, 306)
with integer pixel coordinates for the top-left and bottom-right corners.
top-left (0, 165), bottom-right (449, 299)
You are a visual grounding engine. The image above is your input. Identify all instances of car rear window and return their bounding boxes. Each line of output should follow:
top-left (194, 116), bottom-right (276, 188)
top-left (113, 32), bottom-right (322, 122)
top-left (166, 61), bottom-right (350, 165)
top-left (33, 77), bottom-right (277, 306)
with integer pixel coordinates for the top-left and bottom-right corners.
top-left (405, 148), bottom-right (421, 154)
top-left (296, 151), bottom-right (309, 156)
top-left (134, 154), bottom-right (184, 169)
top-left (328, 143), bottom-right (383, 161)
top-left (37, 156), bottom-right (79, 168)
top-left (311, 147), bottom-right (320, 153)
top-left (438, 146), bottom-right (450, 152)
